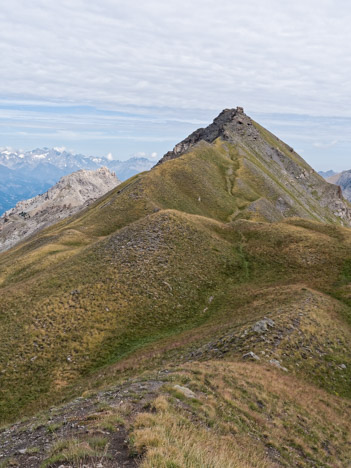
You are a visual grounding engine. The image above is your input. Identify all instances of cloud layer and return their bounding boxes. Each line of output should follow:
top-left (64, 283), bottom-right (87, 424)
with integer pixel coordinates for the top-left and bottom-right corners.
top-left (0, 0), bottom-right (350, 169)
top-left (1, 0), bottom-right (350, 114)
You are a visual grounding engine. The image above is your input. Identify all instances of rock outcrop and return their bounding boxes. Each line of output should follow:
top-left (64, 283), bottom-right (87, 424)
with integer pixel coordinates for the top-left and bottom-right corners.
top-left (0, 167), bottom-right (120, 251)
top-left (327, 170), bottom-right (351, 202)
top-left (157, 108), bottom-right (245, 165)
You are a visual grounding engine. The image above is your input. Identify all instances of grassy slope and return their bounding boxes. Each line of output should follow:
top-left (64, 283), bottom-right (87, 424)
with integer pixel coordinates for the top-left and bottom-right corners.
top-left (0, 138), bottom-right (351, 443)
top-left (132, 361), bottom-right (351, 468)
top-left (3, 358), bottom-right (351, 468)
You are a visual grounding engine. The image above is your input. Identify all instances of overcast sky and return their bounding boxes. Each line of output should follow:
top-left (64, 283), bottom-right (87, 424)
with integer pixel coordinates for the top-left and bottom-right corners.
top-left (0, 0), bottom-right (350, 170)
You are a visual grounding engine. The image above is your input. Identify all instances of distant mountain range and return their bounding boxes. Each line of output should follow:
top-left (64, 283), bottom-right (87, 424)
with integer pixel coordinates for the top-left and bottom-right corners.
top-left (318, 169), bottom-right (336, 178)
top-left (0, 147), bottom-right (153, 214)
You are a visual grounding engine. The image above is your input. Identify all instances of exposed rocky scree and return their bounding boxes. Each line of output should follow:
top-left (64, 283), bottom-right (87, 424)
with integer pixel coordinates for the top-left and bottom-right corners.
top-left (157, 107), bottom-right (351, 226)
top-left (0, 377), bottom-right (162, 467)
top-left (0, 167), bottom-right (120, 252)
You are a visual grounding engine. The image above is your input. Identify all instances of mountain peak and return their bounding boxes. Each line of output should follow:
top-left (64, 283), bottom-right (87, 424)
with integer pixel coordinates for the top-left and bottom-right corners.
top-left (0, 167), bottom-right (120, 252)
top-left (155, 107), bottom-right (351, 226)
top-left (213, 106), bottom-right (245, 122)
top-left (157, 107), bottom-right (253, 165)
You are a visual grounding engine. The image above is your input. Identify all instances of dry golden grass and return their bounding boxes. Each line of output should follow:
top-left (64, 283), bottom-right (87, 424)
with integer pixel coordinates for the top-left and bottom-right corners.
top-left (133, 401), bottom-right (270, 468)
top-left (132, 361), bottom-right (351, 468)
top-left (40, 435), bottom-right (109, 468)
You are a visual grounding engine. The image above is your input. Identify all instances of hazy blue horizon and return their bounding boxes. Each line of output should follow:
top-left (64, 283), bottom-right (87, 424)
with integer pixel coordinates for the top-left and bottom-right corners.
top-left (0, 102), bottom-right (349, 172)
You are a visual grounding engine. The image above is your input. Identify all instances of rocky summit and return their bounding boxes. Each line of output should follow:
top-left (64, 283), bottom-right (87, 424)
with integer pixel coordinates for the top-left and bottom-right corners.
top-left (159, 107), bottom-right (351, 225)
top-left (1, 109), bottom-right (351, 467)
top-left (0, 167), bottom-right (120, 252)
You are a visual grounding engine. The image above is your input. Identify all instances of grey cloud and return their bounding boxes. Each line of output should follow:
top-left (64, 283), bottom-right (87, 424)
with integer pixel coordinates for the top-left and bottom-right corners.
top-left (0, 0), bottom-right (350, 116)
top-left (1, 0), bottom-right (351, 170)
top-left (313, 140), bottom-right (339, 148)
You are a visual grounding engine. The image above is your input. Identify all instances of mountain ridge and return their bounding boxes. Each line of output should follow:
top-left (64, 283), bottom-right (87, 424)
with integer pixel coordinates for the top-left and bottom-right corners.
top-left (0, 147), bottom-right (154, 178)
top-left (319, 169), bottom-right (336, 178)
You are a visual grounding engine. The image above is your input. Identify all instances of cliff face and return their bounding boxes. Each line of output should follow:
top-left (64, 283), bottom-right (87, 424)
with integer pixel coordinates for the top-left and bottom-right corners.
top-left (327, 170), bottom-right (351, 202)
top-left (157, 107), bottom-right (351, 226)
top-left (0, 167), bottom-right (120, 251)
